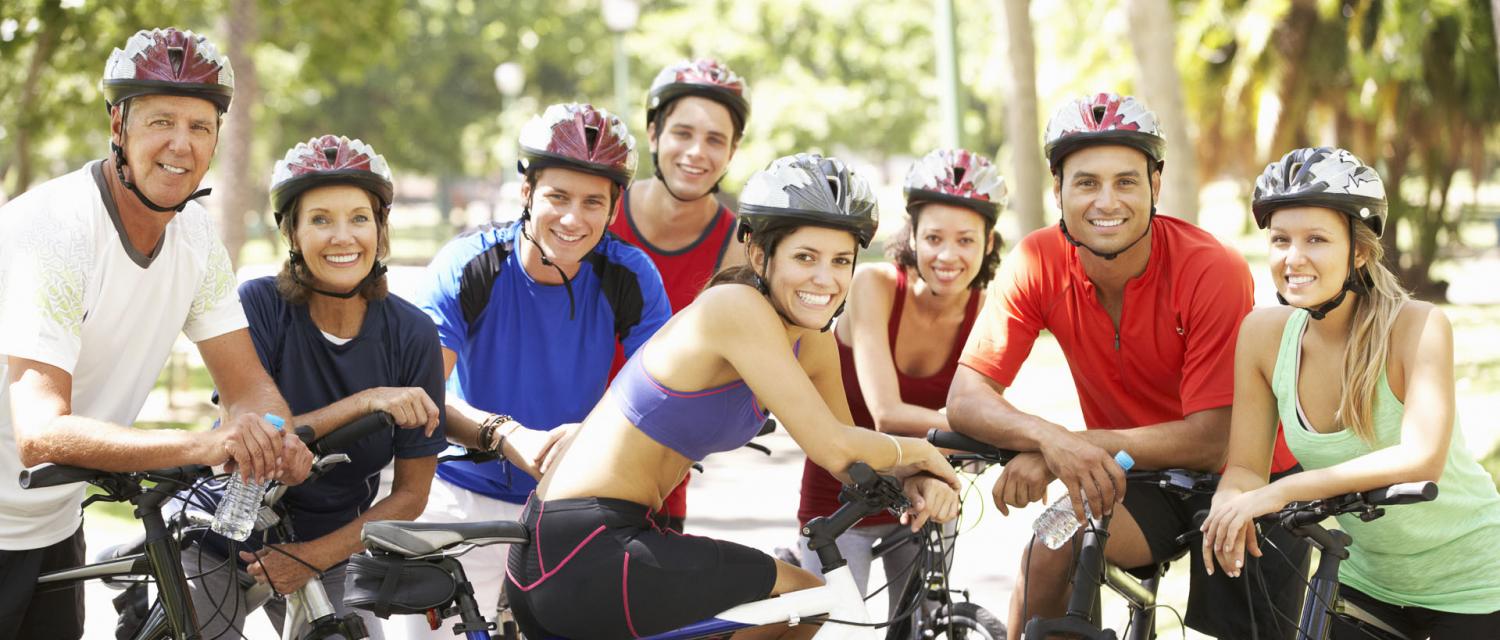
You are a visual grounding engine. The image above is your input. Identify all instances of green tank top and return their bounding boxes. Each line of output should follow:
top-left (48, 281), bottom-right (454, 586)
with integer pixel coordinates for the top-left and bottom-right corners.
top-left (1273, 308), bottom-right (1500, 613)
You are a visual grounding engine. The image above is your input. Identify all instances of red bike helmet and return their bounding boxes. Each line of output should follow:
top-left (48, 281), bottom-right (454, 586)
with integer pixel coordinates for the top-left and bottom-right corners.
top-left (102, 28), bottom-right (234, 113)
top-left (645, 59), bottom-right (750, 135)
top-left (270, 135), bottom-right (395, 226)
top-left (1043, 92), bottom-right (1164, 174)
top-left (903, 149), bottom-right (1008, 225)
top-left (518, 103), bottom-right (637, 190)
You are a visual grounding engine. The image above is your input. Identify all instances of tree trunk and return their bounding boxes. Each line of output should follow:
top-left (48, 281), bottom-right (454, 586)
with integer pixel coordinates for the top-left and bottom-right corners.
top-left (217, 0), bottom-right (260, 269)
top-left (1266, 0), bottom-right (1319, 163)
top-left (1125, 0), bottom-right (1199, 222)
top-left (13, 0), bottom-right (65, 194)
top-left (997, 0), bottom-right (1047, 234)
top-left (1492, 0), bottom-right (1500, 87)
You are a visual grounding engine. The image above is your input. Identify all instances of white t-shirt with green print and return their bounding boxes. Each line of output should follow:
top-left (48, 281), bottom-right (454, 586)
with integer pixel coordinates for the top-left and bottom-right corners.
top-left (0, 161), bottom-right (247, 549)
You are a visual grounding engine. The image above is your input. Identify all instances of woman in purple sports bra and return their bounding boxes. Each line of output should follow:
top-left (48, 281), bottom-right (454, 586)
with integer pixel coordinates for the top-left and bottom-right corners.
top-left (506, 153), bottom-right (962, 639)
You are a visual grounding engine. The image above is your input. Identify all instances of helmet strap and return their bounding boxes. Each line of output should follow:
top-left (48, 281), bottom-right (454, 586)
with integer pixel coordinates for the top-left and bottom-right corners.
top-left (650, 150), bottom-right (719, 202)
top-left (519, 205), bottom-right (579, 321)
top-left (1281, 217), bottom-right (1368, 321)
top-left (288, 251), bottom-right (387, 300)
top-left (1057, 166), bottom-right (1157, 261)
top-left (112, 100), bottom-right (210, 213)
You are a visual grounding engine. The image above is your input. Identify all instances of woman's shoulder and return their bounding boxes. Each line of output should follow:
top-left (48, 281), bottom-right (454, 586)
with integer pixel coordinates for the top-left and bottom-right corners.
top-left (1240, 305), bottom-right (1297, 346)
top-left (1389, 299), bottom-right (1450, 353)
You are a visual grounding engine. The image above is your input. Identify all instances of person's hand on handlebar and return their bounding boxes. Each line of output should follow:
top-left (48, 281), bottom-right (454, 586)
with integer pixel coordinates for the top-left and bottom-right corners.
top-left (1200, 485), bottom-right (1286, 578)
top-left (898, 438), bottom-right (963, 493)
top-left (992, 451), bottom-right (1054, 516)
top-left (357, 387), bottom-right (440, 437)
top-left (900, 474), bottom-right (960, 531)
top-left (1038, 430), bottom-right (1126, 522)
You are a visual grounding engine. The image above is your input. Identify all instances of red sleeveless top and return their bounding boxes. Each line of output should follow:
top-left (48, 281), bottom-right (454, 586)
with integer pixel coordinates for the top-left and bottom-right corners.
top-left (608, 193), bottom-right (737, 313)
top-left (797, 267), bottom-right (981, 526)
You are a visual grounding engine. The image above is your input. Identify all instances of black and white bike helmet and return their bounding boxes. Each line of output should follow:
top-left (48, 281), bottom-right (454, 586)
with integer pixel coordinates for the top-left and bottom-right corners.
top-left (737, 153), bottom-right (879, 248)
top-left (1252, 146), bottom-right (1387, 236)
top-left (1252, 146), bottom-right (1388, 319)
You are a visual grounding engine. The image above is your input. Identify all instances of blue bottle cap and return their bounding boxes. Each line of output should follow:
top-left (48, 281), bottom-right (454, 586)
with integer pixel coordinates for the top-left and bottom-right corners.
top-left (263, 414), bottom-right (285, 430)
top-left (1114, 450), bottom-right (1135, 471)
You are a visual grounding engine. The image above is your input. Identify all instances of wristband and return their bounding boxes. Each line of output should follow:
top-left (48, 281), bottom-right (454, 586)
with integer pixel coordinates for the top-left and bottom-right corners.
top-left (883, 432), bottom-right (903, 468)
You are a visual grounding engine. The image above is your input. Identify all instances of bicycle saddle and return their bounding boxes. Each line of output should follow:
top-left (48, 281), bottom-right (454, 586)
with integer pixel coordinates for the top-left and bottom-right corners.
top-left (361, 520), bottom-right (530, 557)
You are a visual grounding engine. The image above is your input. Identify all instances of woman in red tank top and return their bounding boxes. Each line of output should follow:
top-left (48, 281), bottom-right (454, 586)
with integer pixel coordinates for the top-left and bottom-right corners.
top-left (795, 149), bottom-right (1008, 614)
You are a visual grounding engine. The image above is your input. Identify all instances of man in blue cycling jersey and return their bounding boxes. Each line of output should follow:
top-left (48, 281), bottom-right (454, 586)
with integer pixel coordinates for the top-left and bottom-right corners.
top-left (401, 102), bottom-right (670, 639)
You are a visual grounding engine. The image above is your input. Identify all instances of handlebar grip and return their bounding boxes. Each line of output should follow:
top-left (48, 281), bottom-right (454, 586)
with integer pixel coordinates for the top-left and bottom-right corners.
top-left (1364, 481), bottom-right (1438, 506)
top-left (19, 463), bottom-right (105, 489)
top-left (927, 429), bottom-right (997, 454)
top-left (312, 411), bottom-right (395, 455)
top-left (927, 429), bottom-right (1019, 464)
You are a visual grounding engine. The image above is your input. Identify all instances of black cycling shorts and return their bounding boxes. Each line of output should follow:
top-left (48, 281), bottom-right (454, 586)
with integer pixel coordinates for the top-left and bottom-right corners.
top-left (505, 496), bottom-right (776, 639)
top-left (1123, 466), bottom-right (1310, 640)
top-left (1332, 585), bottom-right (1500, 640)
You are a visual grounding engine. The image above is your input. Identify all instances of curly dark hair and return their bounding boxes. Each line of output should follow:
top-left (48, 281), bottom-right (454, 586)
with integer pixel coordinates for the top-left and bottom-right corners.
top-left (885, 203), bottom-right (1002, 291)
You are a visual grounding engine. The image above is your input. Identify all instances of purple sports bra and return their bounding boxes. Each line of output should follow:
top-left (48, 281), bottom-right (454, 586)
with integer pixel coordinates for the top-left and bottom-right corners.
top-left (611, 339), bottom-right (800, 461)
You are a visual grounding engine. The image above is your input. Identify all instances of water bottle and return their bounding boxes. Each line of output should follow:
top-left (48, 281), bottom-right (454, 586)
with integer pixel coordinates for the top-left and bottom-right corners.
top-left (211, 414), bottom-right (284, 542)
top-left (1032, 450), bottom-right (1135, 550)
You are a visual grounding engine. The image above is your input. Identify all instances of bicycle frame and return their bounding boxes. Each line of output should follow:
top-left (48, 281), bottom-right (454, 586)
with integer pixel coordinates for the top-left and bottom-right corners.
top-left (31, 468), bottom-right (206, 640)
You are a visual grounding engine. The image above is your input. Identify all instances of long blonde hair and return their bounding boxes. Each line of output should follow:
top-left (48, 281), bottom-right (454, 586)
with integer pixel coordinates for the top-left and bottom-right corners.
top-left (1338, 221), bottom-right (1409, 443)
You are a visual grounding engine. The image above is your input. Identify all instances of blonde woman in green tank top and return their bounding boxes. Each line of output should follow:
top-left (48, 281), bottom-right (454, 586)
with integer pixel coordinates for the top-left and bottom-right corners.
top-left (1201, 147), bottom-right (1500, 639)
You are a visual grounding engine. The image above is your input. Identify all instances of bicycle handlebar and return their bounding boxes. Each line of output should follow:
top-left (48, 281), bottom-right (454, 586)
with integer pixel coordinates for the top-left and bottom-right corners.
top-left (1263, 481), bottom-right (1439, 531)
top-left (926, 429), bottom-right (1020, 464)
top-left (20, 463), bottom-right (213, 490)
top-left (308, 411), bottom-right (396, 455)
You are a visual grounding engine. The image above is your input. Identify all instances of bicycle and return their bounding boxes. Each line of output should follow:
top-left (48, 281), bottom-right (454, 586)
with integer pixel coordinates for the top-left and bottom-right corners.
top-left (24, 411), bottom-right (395, 640)
top-left (926, 430), bottom-right (1223, 640)
top-left (1252, 481), bottom-right (1438, 640)
top-left (861, 435), bottom-right (1012, 639)
top-left (346, 462), bottom-right (920, 638)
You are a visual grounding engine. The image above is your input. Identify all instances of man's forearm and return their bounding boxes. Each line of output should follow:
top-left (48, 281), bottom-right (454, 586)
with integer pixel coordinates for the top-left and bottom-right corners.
top-left (1076, 419), bottom-right (1225, 471)
top-left (220, 377), bottom-right (291, 425)
top-left (949, 391), bottom-right (1070, 453)
top-left (22, 415), bottom-right (212, 471)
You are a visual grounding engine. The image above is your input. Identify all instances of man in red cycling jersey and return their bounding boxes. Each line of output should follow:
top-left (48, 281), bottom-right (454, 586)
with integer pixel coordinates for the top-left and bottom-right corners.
top-left (607, 58), bottom-right (751, 531)
top-left (947, 92), bottom-right (1307, 639)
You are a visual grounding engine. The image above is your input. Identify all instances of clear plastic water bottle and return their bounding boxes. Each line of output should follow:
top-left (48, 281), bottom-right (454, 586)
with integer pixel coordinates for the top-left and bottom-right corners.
top-left (1032, 450), bottom-right (1135, 550)
top-left (211, 414), bottom-right (284, 541)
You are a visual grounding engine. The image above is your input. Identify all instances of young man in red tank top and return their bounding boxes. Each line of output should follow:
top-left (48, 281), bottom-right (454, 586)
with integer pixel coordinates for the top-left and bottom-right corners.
top-left (606, 59), bottom-right (751, 531)
top-left (795, 149), bottom-right (1006, 615)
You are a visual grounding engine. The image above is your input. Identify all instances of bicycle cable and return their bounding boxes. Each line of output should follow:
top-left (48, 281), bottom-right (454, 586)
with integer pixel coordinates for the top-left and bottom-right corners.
top-left (1257, 528), bottom-right (1392, 640)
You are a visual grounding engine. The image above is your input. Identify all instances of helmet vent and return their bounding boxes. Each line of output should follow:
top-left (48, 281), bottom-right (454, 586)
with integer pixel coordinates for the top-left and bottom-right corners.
top-left (1092, 105), bottom-right (1107, 122)
top-left (323, 147), bottom-right (339, 165)
top-left (952, 167), bottom-right (967, 185)
top-left (168, 47), bottom-right (185, 75)
top-left (584, 126), bottom-right (600, 153)
top-left (1289, 161), bottom-right (1303, 179)
top-left (826, 176), bottom-right (842, 202)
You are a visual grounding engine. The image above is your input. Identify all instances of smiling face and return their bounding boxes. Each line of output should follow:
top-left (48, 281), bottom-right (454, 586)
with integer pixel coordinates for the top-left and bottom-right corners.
top-left (1054, 144), bottom-right (1159, 256)
top-left (648, 96), bottom-right (737, 200)
top-left (1267, 206), bottom-right (1363, 306)
top-left (111, 94), bottom-right (220, 207)
top-left (751, 225), bottom-right (858, 330)
top-left (911, 202), bottom-right (989, 295)
top-left (293, 184), bottom-right (382, 293)
top-left (522, 167), bottom-right (617, 270)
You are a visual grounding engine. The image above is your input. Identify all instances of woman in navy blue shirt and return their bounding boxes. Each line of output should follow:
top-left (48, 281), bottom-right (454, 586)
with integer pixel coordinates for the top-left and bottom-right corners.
top-left (183, 135), bottom-right (447, 639)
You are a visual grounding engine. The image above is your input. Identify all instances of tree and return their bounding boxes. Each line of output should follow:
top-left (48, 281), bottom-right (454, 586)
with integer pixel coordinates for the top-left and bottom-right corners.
top-left (997, 0), bottom-right (1047, 233)
top-left (1125, 0), bottom-right (1198, 221)
top-left (217, 0), bottom-right (259, 268)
